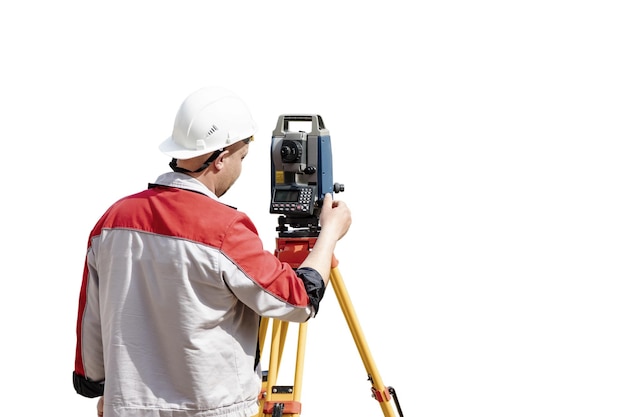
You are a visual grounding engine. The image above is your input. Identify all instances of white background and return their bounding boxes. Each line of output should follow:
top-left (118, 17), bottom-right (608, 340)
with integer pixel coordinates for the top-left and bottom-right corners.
top-left (1, 1), bottom-right (624, 416)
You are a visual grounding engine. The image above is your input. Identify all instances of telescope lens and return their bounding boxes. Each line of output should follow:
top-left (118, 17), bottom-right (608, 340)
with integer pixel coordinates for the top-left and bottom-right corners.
top-left (280, 140), bottom-right (303, 163)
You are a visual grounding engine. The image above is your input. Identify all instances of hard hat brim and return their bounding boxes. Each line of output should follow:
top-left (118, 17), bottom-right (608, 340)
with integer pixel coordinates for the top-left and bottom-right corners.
top-left (159, 135), bottom-right (221, 160)
top-left (159, 126), bottom-right (257, 160)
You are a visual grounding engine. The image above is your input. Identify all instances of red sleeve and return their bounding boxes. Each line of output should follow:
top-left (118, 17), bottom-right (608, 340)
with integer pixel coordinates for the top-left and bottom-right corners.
top-left (221, 213), bottom-right (311, 309)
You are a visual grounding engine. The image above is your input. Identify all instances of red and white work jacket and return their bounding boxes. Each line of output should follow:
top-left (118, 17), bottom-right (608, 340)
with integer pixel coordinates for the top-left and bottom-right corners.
top-left (73, 172), bottom-right (325, 417)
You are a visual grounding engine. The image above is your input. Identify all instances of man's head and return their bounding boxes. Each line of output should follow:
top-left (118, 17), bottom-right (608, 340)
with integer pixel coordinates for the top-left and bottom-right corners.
top-left (159, 87), bottom-right (257, 196)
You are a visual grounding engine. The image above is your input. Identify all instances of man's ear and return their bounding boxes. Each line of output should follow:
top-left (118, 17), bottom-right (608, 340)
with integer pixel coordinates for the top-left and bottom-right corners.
top-left (212, 149), bottom-right (230, 170)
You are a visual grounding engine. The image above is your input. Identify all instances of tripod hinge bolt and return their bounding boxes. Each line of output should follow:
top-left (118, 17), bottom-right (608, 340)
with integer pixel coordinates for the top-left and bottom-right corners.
top-left (271, 385), bottom-right (294, 394)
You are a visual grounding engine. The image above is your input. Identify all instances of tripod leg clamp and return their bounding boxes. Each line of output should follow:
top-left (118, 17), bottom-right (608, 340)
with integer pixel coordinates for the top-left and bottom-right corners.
top-left (371, 386), bottom-right (392, 402)
top-left (263, 401), bottom-right (302, 415)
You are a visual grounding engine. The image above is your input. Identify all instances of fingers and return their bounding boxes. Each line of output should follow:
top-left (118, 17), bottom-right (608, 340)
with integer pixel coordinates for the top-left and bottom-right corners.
top-left (321, 193), bottom-right (334, 212)
top-left (323, 193), bottom-right (349, 213)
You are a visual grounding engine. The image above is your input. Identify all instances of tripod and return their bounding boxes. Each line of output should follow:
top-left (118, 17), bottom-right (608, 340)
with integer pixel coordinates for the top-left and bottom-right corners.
top-left (256, 218), bottom-right (404, 417)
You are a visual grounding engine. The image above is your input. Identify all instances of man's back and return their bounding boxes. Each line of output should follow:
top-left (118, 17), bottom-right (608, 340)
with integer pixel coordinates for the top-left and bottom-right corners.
top-left (76, 177), bottom-right (314, 416)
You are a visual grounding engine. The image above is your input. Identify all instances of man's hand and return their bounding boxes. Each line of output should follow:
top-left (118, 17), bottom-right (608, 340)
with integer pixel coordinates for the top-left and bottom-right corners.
top-left (97, 397), bottom-right (103, 416)
top-left (319, 193), bottom-right (351, 241)
top-left (299, 193), bottom-right (352, 286)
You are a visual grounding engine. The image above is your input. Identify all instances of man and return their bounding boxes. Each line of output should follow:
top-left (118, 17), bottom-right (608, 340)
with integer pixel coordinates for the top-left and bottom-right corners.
top-left (73, 86), bottom-right (352, 417)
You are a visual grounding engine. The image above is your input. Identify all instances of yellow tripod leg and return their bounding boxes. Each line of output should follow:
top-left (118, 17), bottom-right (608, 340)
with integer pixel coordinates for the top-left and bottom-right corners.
top-left (257, 318), bottom-right (307, 417)
top-left (330, 266), bottom-right (397, 417)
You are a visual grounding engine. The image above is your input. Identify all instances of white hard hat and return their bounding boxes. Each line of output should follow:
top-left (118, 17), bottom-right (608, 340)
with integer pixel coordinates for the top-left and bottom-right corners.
top-left (159, 86), bottom-right (257, 160)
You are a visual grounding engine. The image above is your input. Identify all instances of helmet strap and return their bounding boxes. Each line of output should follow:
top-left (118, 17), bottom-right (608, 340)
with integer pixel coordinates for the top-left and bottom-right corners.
top-left (169, 149), bottom-right (224, 173)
